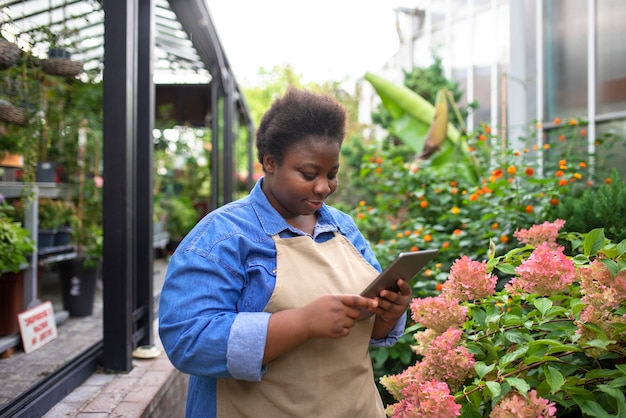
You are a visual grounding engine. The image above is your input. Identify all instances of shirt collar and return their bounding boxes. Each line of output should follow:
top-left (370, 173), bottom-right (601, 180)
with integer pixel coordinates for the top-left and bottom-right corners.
top-left (249, 177), bottom-right (339, 237)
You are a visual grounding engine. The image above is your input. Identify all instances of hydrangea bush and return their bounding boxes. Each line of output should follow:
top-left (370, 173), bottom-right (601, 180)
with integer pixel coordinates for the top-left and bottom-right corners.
top-left (380, 220), bottom-right (626, 417)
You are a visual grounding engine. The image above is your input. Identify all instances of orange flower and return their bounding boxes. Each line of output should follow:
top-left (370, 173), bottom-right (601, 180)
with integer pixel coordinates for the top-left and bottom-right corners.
top-left (525, 205), bottom-right (534, 214)
top-left (605, 178), bottom-right (612, 184)
top-left (424, 269), bottom-right (433, 277)
top-left (543, 144), bottom-right (551, 149)
top-left (404, 230), bottom-right (411, 236)
top-left (568, 118), bottom-right (578, 125)
top-left (532, 144), bottom-right (539, 150)
top-left (375, 167), bottom-right (382, 173)
top-left (555, 170), bottom-right (564, 177)
top-left (479, 134), bottom-right (487, 141)
top-left (559, 179), bottom-right (568, 186)
top-left (507, 166), bottom-right (517, 175)
top-left (493, 169), bottom-right (503, 178)
top-left (450, 181), bottom-right (458, 187)
top-left (451, 206), bottom-right (460, 214)
top-left (357, 213), bottom-right (365, 220)
top-left (484, 125), bottom-right (492, 133)
top-left (442, 241), bottom-right (450, 249)
top-left (435, 283), bottom-right (443, 291)
top-left (453, 229), bottom-right (462, 236)
top-left (586, 181), bottom-right (594, 187)
top-left (558, 134), bottom-right (566, 141)
top-left (580, 129), bottom-right (587, 136)
top-left (468, 146), bottom-right (475, 152)
top-left (523, 148), bottom-right (529, 153)
top-left (550, 198), bottom-right (559, 206)
top-left (574, 172), bottom-right (582, 179)
top-left (491, 223), bottom-right (498, 230)
top-left (499, 235), bottom-right (509, 243)
top-left (507, 178), bottom-right (514, 183)
top-left (358, 200), bottom-right (366, 207)
top-left (420, 200), bottom-right (429, 209)
top-left (513, 150), bottom-right (521, 156)
top-left (536, 122), bottom-right (543, 129)
top-left (553, 117), bottom-right (561, 125)
top-left (424, 234), bottom-right (433, 242)
top-left (376, 157), bottom-right (383, 164)
top-left (525, 167), bottom-right (534, 176)
top-left (410, 245), bottom-right (419, 252)
top-left (450, 187), bottom-right (458, 195)
top-left (397, 232), bottom-right (404, 238)
top-left (469, 193), bottom-right (478, 201)
top-left (559, 159), bottom-right (567, 166)
top-left (579, 161), bottom-right (587, 168)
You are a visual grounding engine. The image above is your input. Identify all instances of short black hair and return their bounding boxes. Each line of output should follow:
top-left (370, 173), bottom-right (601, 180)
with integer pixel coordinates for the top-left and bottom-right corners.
top-left (256, 87), bottom-right (346, 167)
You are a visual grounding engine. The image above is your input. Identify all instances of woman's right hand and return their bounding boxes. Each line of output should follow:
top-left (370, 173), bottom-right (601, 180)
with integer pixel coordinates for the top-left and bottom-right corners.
top-left (299, 294), bottom-right (378, 339)
top-left (263, 294), bottom-right (377, 364)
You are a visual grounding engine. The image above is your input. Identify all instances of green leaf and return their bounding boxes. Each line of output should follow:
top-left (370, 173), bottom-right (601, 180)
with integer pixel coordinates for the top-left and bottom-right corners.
top-left (495, 263), bottom-right (516, 275)
top-left (545, 365), bottom-right (565, 394)
top-left (474, 362), bottom-right (495, 379)
top-left (617, 239), bottom-right (626, 256)
top-left (580, 400), bottom-right (612, 418)
top-left (485, 381), bottom-right (501, 397)
top-left (505, 377), bottom-right (530, 394)
top-left (583, 228), bottom-right (606, 257)
top-left (534, 298), bottom-right (552, 316)
top-left (499, 346), bottom-right (529, 368)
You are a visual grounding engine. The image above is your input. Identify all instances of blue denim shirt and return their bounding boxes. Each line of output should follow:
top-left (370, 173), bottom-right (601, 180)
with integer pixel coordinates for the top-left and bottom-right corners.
top-left (158, 178), bottom-right (406, 417)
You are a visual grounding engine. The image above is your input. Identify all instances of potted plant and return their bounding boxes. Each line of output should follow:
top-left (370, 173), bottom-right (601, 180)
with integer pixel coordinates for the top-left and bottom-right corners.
top-left (0, 194), bottom-right (36, 335)
top-left (37, 198), bottom-right (62, 248)
top-left (57, 220), bottom-right (101, 317)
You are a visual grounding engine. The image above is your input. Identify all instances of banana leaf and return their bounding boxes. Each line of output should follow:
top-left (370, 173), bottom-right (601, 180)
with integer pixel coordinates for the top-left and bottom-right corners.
top-left (364, 72), bottom-right (479, 183)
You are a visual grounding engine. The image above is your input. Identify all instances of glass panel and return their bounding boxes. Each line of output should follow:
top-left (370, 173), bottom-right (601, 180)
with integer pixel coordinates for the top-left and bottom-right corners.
top-left (596, 0), bottom-right (626, 115)
top-left (595, 119), bottom-right (626, 181)
top-left (543, 0), bottom-right (588, 119)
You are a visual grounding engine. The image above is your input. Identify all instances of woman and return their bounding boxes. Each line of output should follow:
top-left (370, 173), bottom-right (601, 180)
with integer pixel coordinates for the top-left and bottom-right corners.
top-left (159, 87), bottom-right (412, 417)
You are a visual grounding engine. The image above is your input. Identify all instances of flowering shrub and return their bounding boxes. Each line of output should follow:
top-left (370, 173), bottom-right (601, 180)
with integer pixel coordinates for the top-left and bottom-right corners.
top-left (380, 220), bottom-right (626, 417)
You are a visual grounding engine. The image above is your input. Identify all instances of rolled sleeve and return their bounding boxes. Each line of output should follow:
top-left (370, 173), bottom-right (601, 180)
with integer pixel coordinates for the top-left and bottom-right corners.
top-left (370, 311), bottom-right (407, 347)
top-left (227, 311), bottom-right (271, 381)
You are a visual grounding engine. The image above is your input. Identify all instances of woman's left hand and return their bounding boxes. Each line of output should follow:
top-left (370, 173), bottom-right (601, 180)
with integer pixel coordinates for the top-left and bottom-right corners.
top-left (374, 278), bottom-right (412, 323)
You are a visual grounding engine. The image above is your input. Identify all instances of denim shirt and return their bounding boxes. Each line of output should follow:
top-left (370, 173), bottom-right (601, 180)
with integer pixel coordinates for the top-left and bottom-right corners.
top-left (158, 178), bottom-right (406, 417)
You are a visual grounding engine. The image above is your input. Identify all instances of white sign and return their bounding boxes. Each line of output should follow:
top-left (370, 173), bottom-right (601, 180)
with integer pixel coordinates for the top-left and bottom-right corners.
top-left (18, 301), bottom-right (58, 354)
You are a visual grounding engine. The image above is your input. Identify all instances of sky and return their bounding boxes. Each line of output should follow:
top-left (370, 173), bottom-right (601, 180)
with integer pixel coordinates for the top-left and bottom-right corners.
top-left (206, 1), bottom-right (413, 87)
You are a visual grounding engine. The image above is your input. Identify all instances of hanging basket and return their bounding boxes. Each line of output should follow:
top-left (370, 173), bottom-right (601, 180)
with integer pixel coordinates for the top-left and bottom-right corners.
top-left (0, 39), bottom-right (21, 70)
top-left (0, 100), bottom-right (26, 125)
top-left (42, 58), bottom-right (83, 77)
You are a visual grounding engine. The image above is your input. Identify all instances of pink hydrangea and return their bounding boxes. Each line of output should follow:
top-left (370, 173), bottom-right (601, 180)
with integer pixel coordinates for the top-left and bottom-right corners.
top-left (410, 296), bottom-right (468, 334)
top-left (505, 243), bottom-right (576, 296)
top-left (415, 327), bottom-right (475, 392)
top-left (385, 380), bottom-right (461, 418)
top-left (579, 260), bottom-right (626, 312)
top-left (490, 390), bottom-right (556, 417)
top-left (442, 256), bottom-right (497, 301)
top-left (513, 219), bottom-right (566, 249)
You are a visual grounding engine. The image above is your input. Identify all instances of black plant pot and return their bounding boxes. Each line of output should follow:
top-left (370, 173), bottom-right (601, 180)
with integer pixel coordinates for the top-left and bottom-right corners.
top-left (58, 258), bottom-right (100, 317)
top-left (47, 47), bottom-right (72, 59)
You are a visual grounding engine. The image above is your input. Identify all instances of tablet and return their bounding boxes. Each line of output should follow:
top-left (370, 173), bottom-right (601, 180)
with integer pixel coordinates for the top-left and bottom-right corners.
top-left (360, 249), bottom-right (439, 298)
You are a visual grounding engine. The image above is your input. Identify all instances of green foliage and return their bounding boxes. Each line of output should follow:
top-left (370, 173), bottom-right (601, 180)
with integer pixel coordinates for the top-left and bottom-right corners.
top-left (381, 228), bottom-right (626, 416)
top-left (0, 195), bottom-right (35, 273)
top-left (545, 169), bottom-right (626, 243)
top-left (161, 196), bottom-right (198, 241)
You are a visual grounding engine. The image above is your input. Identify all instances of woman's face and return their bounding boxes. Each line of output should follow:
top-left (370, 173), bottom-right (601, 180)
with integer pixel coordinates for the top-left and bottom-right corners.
top-left (262, 136), bottom-right (340, 220)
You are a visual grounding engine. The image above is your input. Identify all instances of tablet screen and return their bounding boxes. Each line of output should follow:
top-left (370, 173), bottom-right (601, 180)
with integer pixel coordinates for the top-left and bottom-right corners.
top-left (360, 249), bottom-right (439, 298)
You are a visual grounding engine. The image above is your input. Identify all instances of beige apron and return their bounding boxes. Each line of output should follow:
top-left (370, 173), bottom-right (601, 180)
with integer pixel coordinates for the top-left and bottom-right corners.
top-left (217, 233), bottom-right (386, 417)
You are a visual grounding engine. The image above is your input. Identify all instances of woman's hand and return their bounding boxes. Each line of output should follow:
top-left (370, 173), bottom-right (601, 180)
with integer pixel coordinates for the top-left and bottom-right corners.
top-left (263, 294), bottom-right (377, 364)
top-left (301, 294), bottom-right (378, 338)
top-left (371, 278), bottom-right (412, 339)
